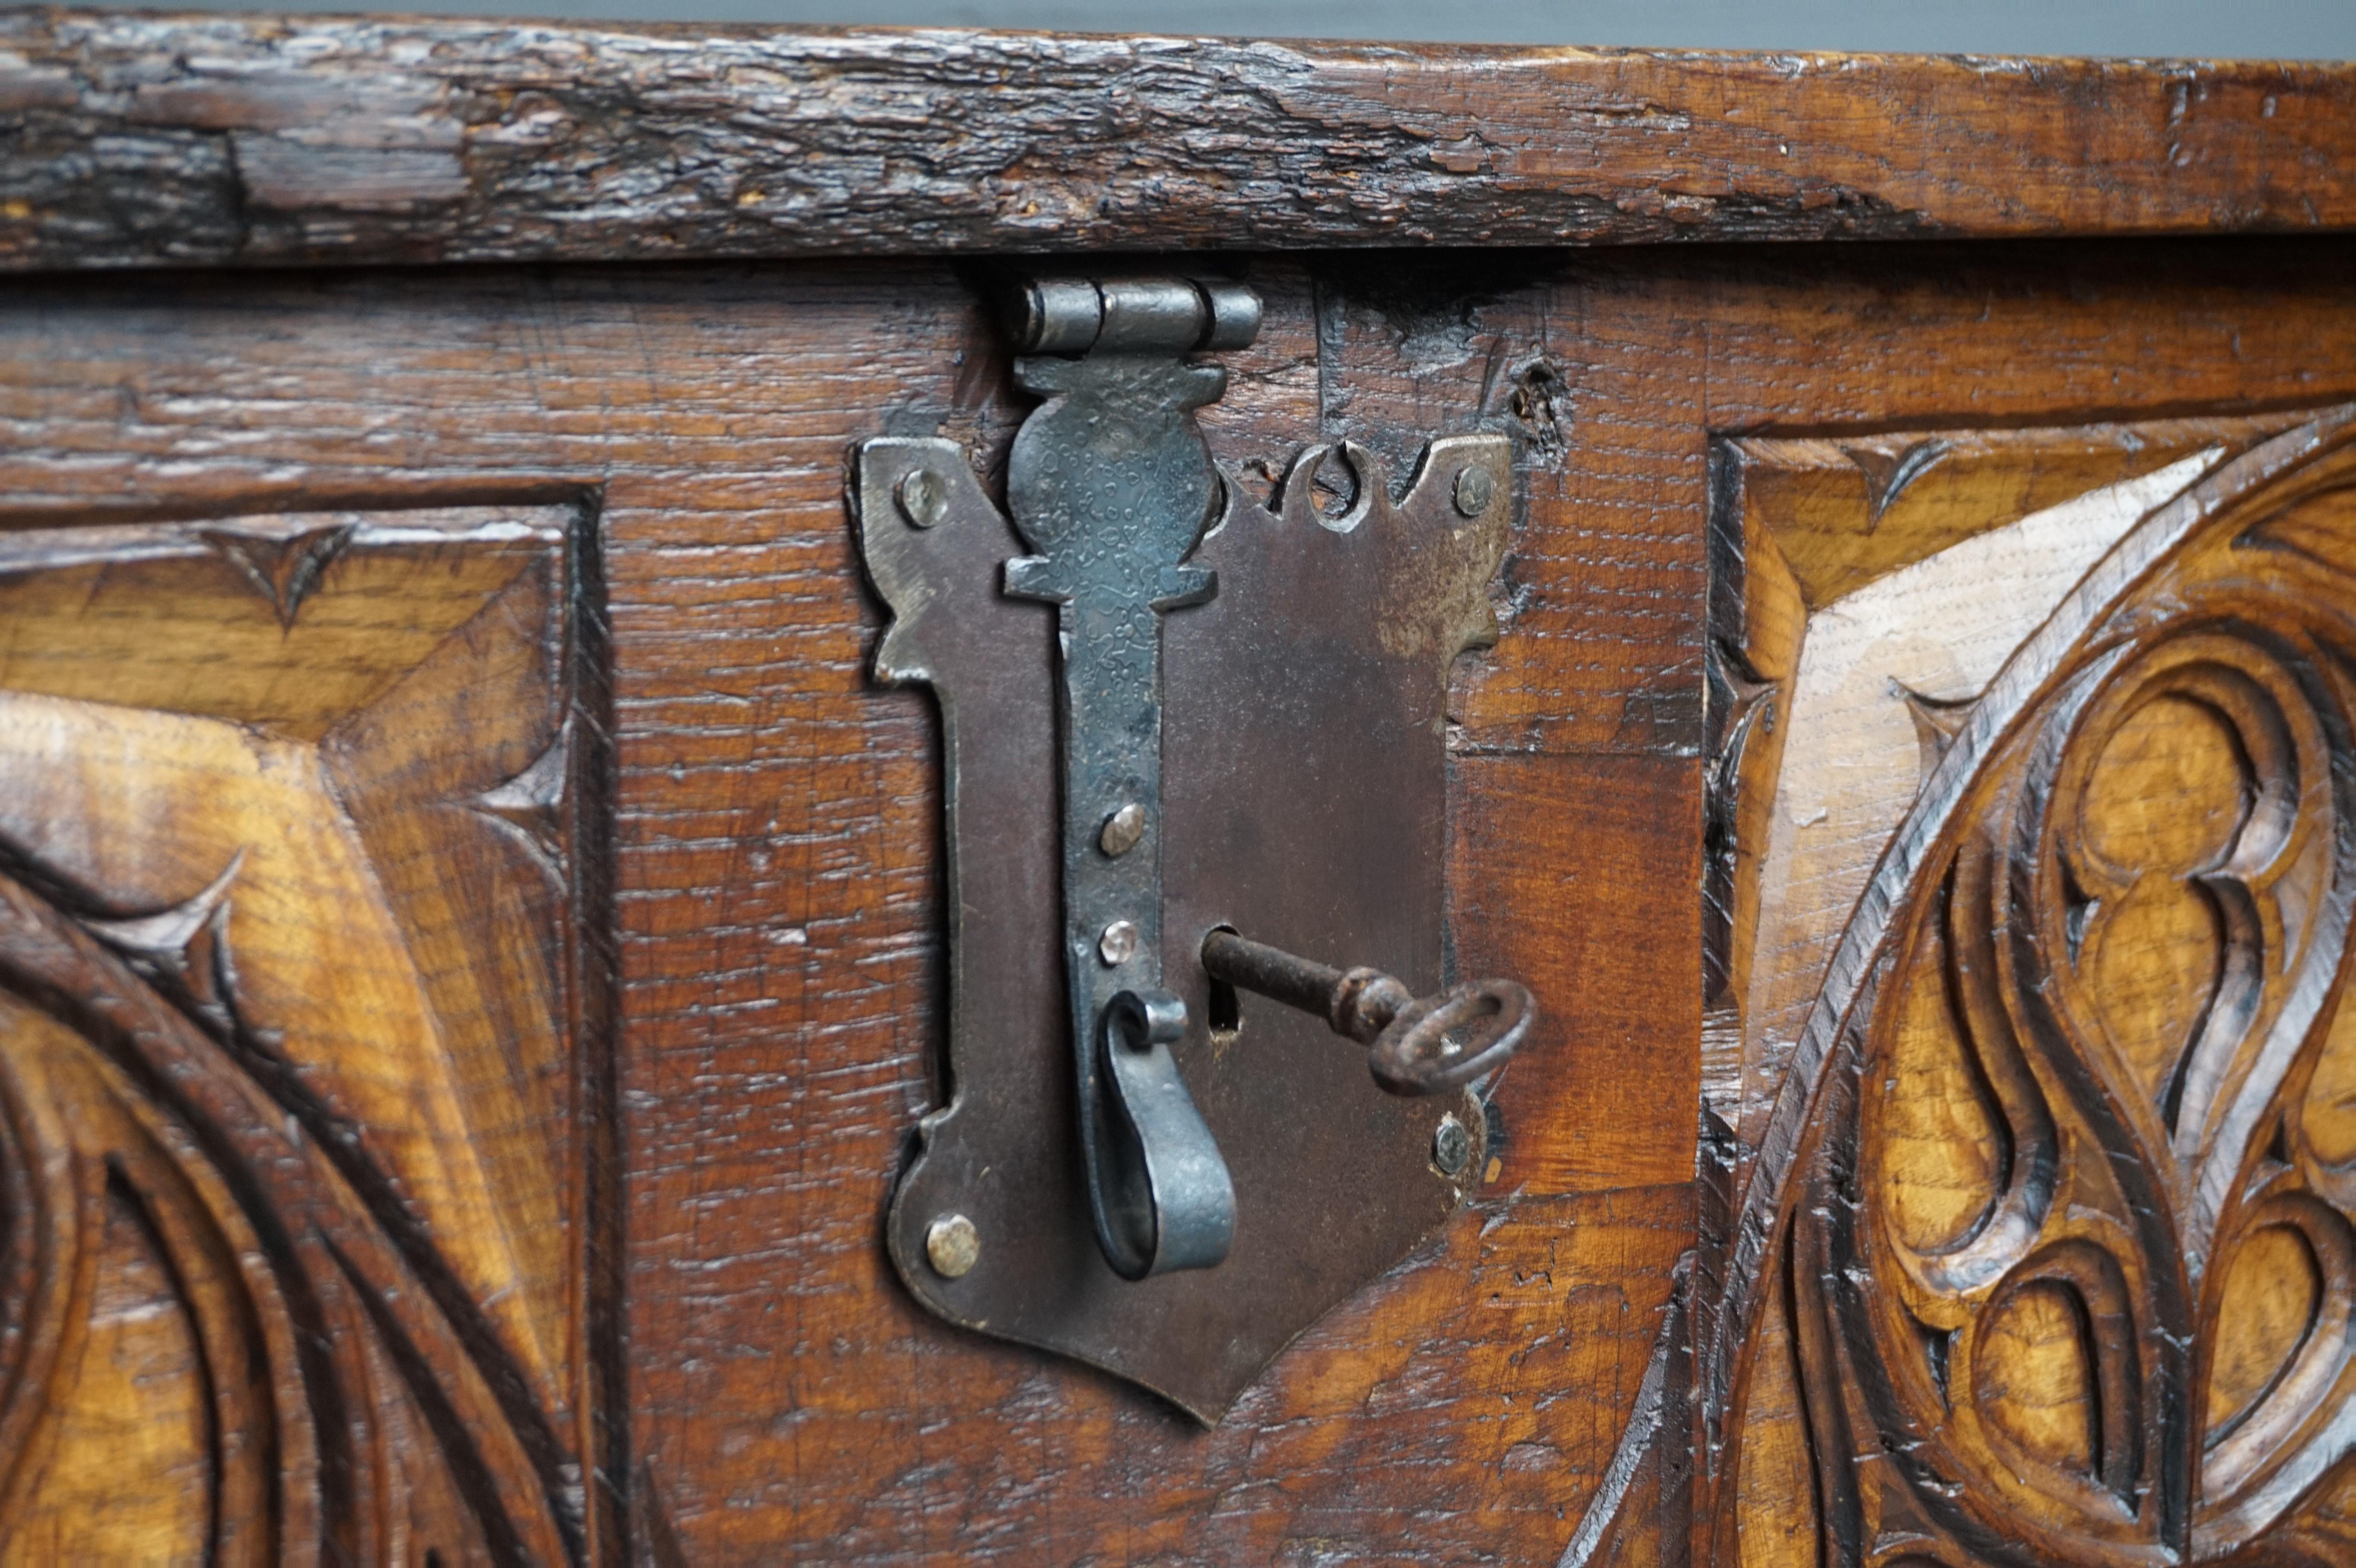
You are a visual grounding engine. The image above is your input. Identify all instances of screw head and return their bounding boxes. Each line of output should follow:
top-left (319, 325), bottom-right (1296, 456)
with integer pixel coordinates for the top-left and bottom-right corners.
top-left (897, 467), bottom-right (949, 528)
top-left (1451, 464), bottom-right (1496, 519)
top-left (1432, 1113), bottom-right (1474, 1177)
top-left (1098, 919), bottom-right (1139, 967)
top-left (925, 1213), bottom-right (980, 1278)
top-left (1099, 802), bottom-right (1147, 858)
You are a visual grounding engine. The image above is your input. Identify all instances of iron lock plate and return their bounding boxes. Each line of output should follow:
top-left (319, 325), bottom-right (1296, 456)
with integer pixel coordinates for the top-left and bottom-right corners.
top-left (849, 279), bottom-right (1520, 1420)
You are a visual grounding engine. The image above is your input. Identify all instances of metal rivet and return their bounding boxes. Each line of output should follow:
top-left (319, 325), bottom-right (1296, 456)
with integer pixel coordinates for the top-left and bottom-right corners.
top-left (1451, 464), bottom-right (1495, 519)
top-left (925, 1213), bottom-right (979, 1278)
top-left (1099, 802), bottom-right (1147, 857)
top-left (897, 467), bottom-right (949, 528)
top-left (1099, 919), bottom-right (1139, 966)
top-left (1432, 1113), bottom-right (1473, 1177)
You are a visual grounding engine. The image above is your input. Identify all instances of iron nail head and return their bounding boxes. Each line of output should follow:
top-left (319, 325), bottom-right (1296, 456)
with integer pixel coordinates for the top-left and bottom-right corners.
top-left (897, 467), bottom-right (949, 528)
top-left (925, 1213), bottom-right (980, 1278)
top-left (1432, 1114), bottom-right (1474, 1177)
top-left (1099, 802), bottom-right (1148, 857)
top-left (1099, 920), bottom-right (1140, 967)
top-left (1451, 464), bottom-right (1495, 519)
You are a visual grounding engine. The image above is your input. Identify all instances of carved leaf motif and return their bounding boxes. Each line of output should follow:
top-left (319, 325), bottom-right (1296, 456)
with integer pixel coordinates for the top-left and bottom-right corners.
top-left (197, 523), bottom-right (356, 629)
top-left (469, 727), bottom-right (573, 876)
top-left (1845, 436), bottom-right (1954, 528)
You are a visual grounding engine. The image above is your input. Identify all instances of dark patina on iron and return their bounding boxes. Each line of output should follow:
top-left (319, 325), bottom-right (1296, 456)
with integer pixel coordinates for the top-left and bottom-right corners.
top-left (850, 276), bottom-right (1528, 1420)
top-left (999, 279), bottom-right (1251, 1281)
top-left (1199, 928), bottom-right (1533, 1097)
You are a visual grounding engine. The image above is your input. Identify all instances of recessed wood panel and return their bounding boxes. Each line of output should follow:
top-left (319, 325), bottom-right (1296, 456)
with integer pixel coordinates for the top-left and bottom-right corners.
top-left (0, 503), bottom-right (607, 1562)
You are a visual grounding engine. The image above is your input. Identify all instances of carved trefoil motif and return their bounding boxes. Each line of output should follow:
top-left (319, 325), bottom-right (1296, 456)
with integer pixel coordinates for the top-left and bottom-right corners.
top-left (0, 502), bottom-right (613, 1562)
top-left (1689, 407), bottom-right (2356, 1565)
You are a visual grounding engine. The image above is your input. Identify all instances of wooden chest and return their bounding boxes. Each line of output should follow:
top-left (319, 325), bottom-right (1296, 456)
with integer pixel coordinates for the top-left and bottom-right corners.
top-left (5, 15), bottom-right (2356, 1562)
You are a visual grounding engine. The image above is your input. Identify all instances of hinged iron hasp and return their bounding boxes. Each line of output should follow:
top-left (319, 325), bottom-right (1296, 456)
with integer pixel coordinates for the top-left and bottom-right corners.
top-left (850, 276), bottom-right (1533, 1419)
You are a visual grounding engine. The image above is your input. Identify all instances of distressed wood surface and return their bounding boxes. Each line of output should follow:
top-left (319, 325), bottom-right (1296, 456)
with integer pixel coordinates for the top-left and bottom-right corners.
top-left (7, 10), bottom-right (2356, 272)
top-left (0, 235), bottom-right (2353, 1561)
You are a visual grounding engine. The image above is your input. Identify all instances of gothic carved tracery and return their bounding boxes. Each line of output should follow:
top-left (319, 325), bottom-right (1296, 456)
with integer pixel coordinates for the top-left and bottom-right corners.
top-left (1705, 407), bottom-right (2356, 1565)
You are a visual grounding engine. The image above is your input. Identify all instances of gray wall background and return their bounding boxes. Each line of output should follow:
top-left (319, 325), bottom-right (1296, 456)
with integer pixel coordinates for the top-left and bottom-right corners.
top-left (135, 0), bottom-right (2356, 59)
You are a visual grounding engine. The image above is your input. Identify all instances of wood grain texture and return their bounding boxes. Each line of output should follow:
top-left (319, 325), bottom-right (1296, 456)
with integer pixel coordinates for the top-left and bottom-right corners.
top-left (3, 237), bottom-right (2354, 1560)
top-left (1704, 402), bottom-right (2356, 1564)
top-left (0, 254), bottom-right (1702, 1564)
top-left (0, 504), bottom-right (611, 1561)
top-left (8, 11), bottom-right (2356, 272)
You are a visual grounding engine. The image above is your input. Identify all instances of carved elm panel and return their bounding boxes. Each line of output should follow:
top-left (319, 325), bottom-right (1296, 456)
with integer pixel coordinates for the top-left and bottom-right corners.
top-left (0, 504), bottom-right (610, 1562)
top-left (1707, 406), bottom-right (2356, 1565)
